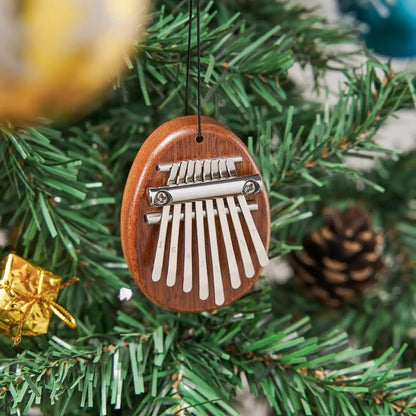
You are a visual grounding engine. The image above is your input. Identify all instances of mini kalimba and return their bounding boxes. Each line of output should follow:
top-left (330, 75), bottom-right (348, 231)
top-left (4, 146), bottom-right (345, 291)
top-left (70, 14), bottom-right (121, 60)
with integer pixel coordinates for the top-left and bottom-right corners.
top-left (121, 116), bottom-right (270, 312)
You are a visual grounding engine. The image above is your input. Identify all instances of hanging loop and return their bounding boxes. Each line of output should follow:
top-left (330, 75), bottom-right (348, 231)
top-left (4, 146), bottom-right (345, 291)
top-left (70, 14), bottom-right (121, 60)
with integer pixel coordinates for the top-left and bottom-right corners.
top-left (184, 0), bottom-right (203, 142)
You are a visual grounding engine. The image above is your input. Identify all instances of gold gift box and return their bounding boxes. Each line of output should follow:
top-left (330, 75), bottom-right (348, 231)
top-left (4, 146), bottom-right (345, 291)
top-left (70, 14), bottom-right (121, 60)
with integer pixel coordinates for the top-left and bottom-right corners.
top-left (0, 253), bottom-right (77, 344)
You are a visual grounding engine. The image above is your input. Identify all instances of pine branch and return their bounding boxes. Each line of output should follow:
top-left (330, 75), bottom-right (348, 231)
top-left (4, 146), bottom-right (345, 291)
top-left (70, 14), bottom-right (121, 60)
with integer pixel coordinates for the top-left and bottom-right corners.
top-left (1, 288), bottom-right (416, 416)
top-left (255, 61), bottom-right (415, 189)
top-left (0, 124), bottom-right (127, 323)
top-left (275, 151), bottom-right (416, 366)
top-left (115, 0), bottom-right (359, 138)
top-left (249, 61), bottom-right (415, 261)
top-left (218, 0), bottom-right (358, 74)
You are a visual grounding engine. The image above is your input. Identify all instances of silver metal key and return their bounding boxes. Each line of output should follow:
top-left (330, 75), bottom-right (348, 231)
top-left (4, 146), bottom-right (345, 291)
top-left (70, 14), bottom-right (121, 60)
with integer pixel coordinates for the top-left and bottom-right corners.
top-left (183, 161), bottom-right (195, 293)
top-left (166, 162), bottom-right (188, 287)
top-left (204, 160), bottom-right (224, 305)
top-left (152, 162), bottom-right (180, 282)
top-left (216, 159), bottom-right (241, 288)
top-left (227, 159), bottom-right (269, 268)
top-left (194, 161), bottom-right (209, 300)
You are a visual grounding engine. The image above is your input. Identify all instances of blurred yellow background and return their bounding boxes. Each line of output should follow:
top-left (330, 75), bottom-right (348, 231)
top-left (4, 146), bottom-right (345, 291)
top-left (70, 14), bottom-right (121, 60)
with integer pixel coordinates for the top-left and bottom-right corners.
top-left (0, 0), bottom-right (149, 121)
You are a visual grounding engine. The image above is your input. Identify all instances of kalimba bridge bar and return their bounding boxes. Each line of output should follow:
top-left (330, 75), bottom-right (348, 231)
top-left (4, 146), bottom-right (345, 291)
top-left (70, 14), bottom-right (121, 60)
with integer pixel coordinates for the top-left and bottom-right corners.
top-left (145, 155), bottom-right (269, 306)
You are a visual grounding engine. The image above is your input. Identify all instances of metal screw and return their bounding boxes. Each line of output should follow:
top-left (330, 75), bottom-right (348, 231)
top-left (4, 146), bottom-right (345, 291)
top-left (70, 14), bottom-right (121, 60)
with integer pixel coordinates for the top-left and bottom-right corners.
top-left (242, 180), bottom-right (257, 195)
top-left (154, 191), bottom-right (170, 206)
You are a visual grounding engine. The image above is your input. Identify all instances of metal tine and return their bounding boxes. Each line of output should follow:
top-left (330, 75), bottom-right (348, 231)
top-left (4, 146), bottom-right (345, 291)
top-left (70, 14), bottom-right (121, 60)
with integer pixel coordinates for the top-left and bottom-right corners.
top-left (152, 162), bottom-right (181, 282)
top-left (204, 160), bottom-right (224, 306)
top-left (237, 195), bottom-right (269, 266)
top-left (225, 160), bottom-right (255, 278)
top-left (166, 161), bottom-right (188, 287)
top-left (228, 159), bottom-right (269, 267)
top-left (194, 160), bottom-right (209, 300)
top-left (183, 161), bottom-right (195, 293)
top-left (216, 160), bottom-right (241, 289)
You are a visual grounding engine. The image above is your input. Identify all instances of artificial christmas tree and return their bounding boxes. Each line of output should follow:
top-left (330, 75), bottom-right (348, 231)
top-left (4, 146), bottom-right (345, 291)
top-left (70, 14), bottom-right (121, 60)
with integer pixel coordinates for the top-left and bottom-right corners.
top-left (1, 1), bottom-right (416, 415)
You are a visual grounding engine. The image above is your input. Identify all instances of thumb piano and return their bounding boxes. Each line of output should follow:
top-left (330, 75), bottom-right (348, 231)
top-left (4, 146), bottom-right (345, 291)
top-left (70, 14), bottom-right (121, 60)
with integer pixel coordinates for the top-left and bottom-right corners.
top-left (121, 116), bottom-right (270, 312)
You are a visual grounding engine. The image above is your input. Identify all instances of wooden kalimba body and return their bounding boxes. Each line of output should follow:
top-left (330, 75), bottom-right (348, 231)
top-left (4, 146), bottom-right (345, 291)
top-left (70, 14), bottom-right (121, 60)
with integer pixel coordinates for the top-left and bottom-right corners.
top-left (121, 116), bottom-right (270, 312)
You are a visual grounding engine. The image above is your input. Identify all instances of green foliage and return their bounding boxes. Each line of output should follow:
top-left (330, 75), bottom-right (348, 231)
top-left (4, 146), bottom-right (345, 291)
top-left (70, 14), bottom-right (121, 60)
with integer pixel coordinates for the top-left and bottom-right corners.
top-left (2, 290), bottom-right (416, 416)
top-left (275, 152), bottom-right (416, 366)
top-left (1, 0), bottom-right (416, 415)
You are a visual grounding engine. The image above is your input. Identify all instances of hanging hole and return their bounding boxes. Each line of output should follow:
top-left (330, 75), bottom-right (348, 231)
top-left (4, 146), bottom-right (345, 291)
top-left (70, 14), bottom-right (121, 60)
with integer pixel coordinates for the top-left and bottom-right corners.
top-left (196, 135), bottom-right (204, 143)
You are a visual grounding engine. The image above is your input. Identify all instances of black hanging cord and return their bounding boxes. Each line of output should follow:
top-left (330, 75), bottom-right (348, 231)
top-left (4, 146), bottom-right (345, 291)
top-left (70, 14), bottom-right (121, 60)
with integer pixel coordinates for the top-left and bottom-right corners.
top-left (196, 0), bottom-right (203, 142)
top-left (184, 0), bottom-right (193, 117)
top-left (184, 0), bottom-right (203, 142)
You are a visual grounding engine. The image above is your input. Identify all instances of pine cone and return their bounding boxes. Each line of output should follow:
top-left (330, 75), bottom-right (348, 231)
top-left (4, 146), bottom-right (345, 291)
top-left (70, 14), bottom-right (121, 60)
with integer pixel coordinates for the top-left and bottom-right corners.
top-left (289, 206), bottom-right (384, 307)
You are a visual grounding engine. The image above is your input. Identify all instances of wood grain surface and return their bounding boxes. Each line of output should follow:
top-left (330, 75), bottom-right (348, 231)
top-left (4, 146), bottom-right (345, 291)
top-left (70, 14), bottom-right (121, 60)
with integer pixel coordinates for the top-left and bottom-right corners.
top-left (120, 116), bottom-right (270, 312)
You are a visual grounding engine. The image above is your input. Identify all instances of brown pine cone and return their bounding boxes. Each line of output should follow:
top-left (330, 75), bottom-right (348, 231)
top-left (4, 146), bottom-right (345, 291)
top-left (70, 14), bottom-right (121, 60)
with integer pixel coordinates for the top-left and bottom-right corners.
top-left (289, 206), bottom-right (384, 307)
